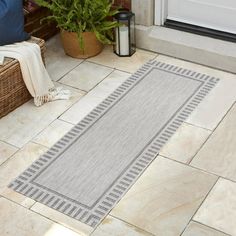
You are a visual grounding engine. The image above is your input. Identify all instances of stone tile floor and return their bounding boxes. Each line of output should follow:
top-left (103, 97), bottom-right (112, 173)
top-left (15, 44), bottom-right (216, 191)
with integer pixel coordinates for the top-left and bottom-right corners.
top-left (0, 35), bottom-right (236, 236)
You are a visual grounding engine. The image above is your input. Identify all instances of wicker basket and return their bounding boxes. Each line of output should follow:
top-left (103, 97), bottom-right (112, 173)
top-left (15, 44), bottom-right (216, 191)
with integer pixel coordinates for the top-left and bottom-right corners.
top-left (0, 37), bottom-right (45, 119)
top-left (24, 7), bottom-right (58, 40)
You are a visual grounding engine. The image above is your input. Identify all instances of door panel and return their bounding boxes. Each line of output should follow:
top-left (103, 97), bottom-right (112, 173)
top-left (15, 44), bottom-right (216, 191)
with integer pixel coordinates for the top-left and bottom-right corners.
top-left (168, 0), bottom-right (236, 34)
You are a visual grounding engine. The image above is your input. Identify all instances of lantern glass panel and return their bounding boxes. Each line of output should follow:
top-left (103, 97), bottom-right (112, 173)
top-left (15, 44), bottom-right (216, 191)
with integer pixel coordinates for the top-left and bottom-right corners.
top-left (116, 20), bottom-right (129, 56)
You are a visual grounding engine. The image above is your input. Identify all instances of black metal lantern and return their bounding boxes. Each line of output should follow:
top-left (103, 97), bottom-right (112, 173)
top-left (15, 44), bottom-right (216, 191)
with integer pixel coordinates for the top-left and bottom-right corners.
top-left (114, 10), bottom-right (136, 57)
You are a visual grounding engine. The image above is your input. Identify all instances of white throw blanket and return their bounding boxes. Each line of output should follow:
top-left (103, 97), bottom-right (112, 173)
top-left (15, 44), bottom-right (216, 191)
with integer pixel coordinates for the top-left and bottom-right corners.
top-left (0, 40), bottom-right (71, 106)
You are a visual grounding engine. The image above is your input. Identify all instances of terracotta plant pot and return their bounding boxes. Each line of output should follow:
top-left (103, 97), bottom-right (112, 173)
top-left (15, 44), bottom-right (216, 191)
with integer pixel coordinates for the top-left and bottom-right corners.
top-left (60, 30), bottom-right (103, 59)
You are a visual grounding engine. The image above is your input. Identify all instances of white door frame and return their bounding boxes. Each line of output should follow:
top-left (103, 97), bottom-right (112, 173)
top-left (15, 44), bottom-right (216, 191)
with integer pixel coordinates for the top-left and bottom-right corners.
top-left (155, 0), bottom-right (168, 25)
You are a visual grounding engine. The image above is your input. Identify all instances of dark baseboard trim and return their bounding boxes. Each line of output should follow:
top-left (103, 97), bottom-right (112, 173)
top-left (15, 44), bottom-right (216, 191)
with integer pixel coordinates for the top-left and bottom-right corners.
top-left (164, 19), bottom-right (236, 43)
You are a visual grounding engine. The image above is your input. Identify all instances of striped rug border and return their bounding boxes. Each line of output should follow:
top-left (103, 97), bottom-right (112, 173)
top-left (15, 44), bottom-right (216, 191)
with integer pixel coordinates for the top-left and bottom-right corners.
top-left (9, 60), bottom-right (219, 227)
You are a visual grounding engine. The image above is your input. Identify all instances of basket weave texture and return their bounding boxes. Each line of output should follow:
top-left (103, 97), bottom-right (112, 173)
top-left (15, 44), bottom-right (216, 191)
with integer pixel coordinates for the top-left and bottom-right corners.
top-left (0, 37), bottom-right (45, 119)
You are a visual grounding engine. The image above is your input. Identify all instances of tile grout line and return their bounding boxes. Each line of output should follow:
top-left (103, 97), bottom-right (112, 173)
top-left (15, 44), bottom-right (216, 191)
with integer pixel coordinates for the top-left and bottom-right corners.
top-left (27, 202), bottom-right (86, 235)
top-left (57, 65), bottom-right (132, 98)
top-left (188, 101), bottom-right (236, 165)
top-left (0, 142), bottom-right (19, 168)
top-left (162, 152), bottom-right (236, 184)
top-left (58, 68), bottom-right (117, 119)
top-left (160, 155), bottom-right (220, 178)
top-left (3, 180), bottom-right (153, 236)
top-left (161, 150), bottom-right (236, 185)
top-left (84, 59), bottom-right (116, 71)
top-left (57, 66), bottom-right (132, 102)
top-left (26, 118), bottom-right (64, 149)
top-left (83, 68), bottom-right (116, 93)
top-left (57, 61), bottom-right (115, 93)
top-left (0, 88), bottom-right (85, 150)
top-left (0, 155), bottom-right (18, 169)
top-left (183, 121), bottom-right (212, 132)
top-left (86, 53), bottom-right (158, 74)
top-left (0, 141), bottom-right (45, 170)
top-left (30, 199), bottom-right (37, 209)
top-left (56, 81), bottom-right (88, 93)
top-left (98, 214), bottom-right (156, 236)
top-left (1, 195), bottom-right (34, 210)
top-left (0, 140), bottom-right (20, 149)
top-left (27, 90), bottom-right (88, 147)
top-left (179, 176), bottom-right (220, 236)
top-left (191, 220), bottom-right (232, 236)
top-left (30, 141), bottom-right (50, 150)
top-left (54, 59), bottom-right (84, 82)
top-left (57, 118), bottom-right (77, 126)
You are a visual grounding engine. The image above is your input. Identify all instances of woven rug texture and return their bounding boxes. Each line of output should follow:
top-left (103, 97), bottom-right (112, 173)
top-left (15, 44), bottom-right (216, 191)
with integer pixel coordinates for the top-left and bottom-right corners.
top-left (9, 60), bottom-right (219, 227)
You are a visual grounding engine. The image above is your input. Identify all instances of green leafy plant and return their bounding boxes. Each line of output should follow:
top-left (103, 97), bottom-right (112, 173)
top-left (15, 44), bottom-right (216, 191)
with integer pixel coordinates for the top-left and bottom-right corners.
top-left (35, 0), bottom-right (120, 48)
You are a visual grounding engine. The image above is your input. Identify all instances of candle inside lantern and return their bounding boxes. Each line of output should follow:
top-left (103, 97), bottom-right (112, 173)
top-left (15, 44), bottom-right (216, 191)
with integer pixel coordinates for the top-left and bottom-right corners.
top-left (116, 26), bottom-right (129, 56)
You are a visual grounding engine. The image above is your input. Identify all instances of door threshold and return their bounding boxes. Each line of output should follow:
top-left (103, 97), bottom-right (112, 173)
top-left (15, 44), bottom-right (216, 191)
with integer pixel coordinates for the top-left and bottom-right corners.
top-left (135, 25), bottom-right (236, 74)
top-left (164, 19), bottom-right (236, 43)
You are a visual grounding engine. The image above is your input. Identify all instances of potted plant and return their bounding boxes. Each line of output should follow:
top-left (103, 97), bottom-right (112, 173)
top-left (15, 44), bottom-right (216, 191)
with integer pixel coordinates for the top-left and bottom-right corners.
top-left (35, 0), bottom-right (120, 58)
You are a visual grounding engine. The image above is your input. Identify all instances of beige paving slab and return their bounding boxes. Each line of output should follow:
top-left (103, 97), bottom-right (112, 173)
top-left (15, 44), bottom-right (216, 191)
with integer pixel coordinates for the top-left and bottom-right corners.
top-left (60, 70), bottom-right (130, 124)
top-left (1, 188), bottom-right (35, 209)
top-left (191, 104), bottom-right (236, 181)
top-left (60, 61), bottom-right (113, 92)
top-left (31, 202), bottom-right (93, 236)
top-left (111, 157), bottom-right (217, 236)
top-left (91, 215), bottom-right (153, 236)
top-left (182, 221), bottom-right (229, 236)
top-left (0, 142), bottom-right (47, 208)
top-left (160, 122), bottom-right (211, 163)
top-left (0, 198), bottom-right (80, 236)
top-left (0, 141), bottom-right (18, 165)
top-left (194, 178), bottom-right (236, 236)
top-left (33, 119), bottom-right (73, 148)
top-left (158, 55), bottom-right (236, 130)
top-left (45, 34), bottom-right (83, 81)
top-left (87, 46), bottom-right (157, 73)
top-left (0, 86), bottom-right (84, 148)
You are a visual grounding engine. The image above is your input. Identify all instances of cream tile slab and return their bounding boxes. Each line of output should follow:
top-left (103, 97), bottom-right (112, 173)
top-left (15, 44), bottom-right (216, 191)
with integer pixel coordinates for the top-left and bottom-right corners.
top-left (31, 202), bottom-right (93, 236)
top-left (60, 70), bottom-right (130, 124)
top-left (33, 119), bottom-right (73, 148)
top-left (191, 104), bottom-right (236, 180)
top-left (0, 141), bottom-right (18, 165)
top-left (87, 46), bottom-right (157, 73)
top-left (182, 221), bottom-right (229, 236)
top-left (194, 178), bottom-right (236, 236)
top-left (0, 142), bottom-right (47, 207)
top-left (60, 95), bottom-right (105, 125)
top-left (160, 123), bottom-right (211, 163)
top-left (1, 188), bottom-right (35, 209)
top-left (0, 86), bottom-right (84, 148)
top-left (60, 61), bottom-right (113, 91)
top-left (91, 215), bottom-right (153, 236)
top-left (157, 55), bottom-right (236, 130)
top-left (0, 198), bottom-right (81, 236)
top-left (111, 157), bottom-right (217, 236)
top-left (45, 34), bottom-right (83, 81)
top-left (92, 69), bottom-right (131, 93)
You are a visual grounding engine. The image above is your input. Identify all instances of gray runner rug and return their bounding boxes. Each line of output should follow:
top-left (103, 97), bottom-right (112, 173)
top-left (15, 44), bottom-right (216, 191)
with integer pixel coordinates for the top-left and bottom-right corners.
top-left (9, 60), bottom-right (219, 227)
